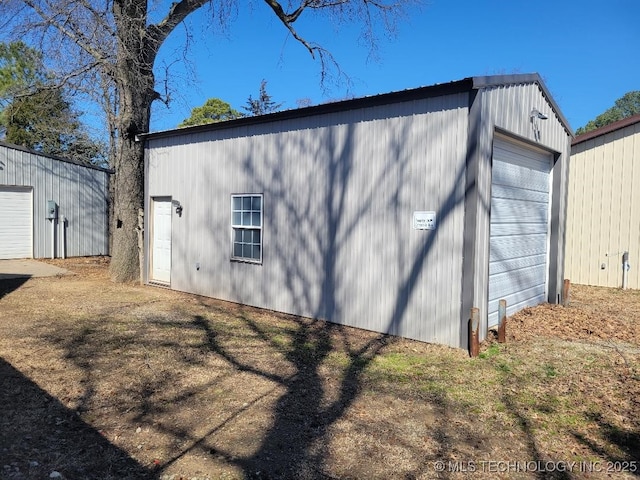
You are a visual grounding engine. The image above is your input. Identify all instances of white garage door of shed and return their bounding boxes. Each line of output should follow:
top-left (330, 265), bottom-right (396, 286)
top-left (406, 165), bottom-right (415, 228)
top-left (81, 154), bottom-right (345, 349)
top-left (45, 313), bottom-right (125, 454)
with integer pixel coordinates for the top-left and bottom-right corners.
top-left (0, 186), bottom-right (32, 260)
top-left (488, 137), bottom-right (552, 327)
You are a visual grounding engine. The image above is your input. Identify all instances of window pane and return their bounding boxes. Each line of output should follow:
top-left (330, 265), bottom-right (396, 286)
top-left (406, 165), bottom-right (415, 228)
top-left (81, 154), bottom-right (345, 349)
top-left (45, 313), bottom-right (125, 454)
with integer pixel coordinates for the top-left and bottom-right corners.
top-left (231, 195), bottom-right (262, 262)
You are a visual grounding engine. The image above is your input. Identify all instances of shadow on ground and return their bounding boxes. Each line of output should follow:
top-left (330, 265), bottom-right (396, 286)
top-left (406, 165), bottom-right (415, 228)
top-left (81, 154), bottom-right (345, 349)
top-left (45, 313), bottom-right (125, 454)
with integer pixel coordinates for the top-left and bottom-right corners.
top-left (574, 411), bottom-right (640, 465)
top-left (0, 278), bottom-right (30, 299)
top-left (0, 357), bottom-right (153, 479)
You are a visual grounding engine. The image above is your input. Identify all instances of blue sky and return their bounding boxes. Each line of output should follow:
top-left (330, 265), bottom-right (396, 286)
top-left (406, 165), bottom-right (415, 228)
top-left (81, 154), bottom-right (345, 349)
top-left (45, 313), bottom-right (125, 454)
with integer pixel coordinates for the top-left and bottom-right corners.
top-left (151, 0), bottom-right (638, 133)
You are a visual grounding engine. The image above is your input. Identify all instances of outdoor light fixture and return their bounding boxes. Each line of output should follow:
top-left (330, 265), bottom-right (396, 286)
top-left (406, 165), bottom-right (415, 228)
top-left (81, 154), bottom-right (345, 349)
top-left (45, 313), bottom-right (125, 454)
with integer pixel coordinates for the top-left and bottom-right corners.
top-left (530, 108), bottom-right (548, 120)
top-left (530, 108), bottom-right (548, 141)
top-left (172, 199), bottom-right (183, 216)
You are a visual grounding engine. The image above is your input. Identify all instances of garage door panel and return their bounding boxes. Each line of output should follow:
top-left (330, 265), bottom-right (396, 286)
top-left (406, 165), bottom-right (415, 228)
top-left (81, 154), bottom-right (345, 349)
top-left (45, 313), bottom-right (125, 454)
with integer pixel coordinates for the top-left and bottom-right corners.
top-left (490, 223), bottom-right (548, 236)
top-left (494, 141), bottom-right (552, 168)
top-left (492, 161), bottom-right (550, 192)
top-left (489, 253), bottom-right (547, 275)
top-left (489, 287), bottom-right (547, 314)
top-left (0, 187), bottom-right (32, 259)
top-left (488, 264), bottom-right (547, 299)
top-left (490, 234), bottom-right (548, 261)
top-left (488, 137), bottom-right (552, 327)
top-left (491, 184), bottom-right (550, 203)
top-left (488, 285), bottom-right (547, 325)
top-left (491, 198), bottom-right (549, 224)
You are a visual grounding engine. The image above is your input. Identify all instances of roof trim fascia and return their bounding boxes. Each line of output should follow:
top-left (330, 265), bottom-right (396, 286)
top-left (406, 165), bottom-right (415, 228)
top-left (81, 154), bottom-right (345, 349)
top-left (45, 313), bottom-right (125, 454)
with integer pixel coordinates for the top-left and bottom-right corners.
top-left (0, 140), bottom-right (114, 174)
top-left (572, 113), bottom-right (640, 145)
top-left (142, 73), bottom-right (572, 141)
top-left (141, 77), bottom-right (474, 141)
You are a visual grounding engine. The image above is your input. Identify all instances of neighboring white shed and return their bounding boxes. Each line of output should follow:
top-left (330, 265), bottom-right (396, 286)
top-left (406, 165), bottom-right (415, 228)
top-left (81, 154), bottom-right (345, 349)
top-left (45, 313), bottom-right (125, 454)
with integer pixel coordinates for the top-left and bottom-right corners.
top-left (565, 114), bottom-right (640, 289)
top-left (143, 74), bottom-right (572, 349)
top-left (0, 141), bottom-right (111, 259)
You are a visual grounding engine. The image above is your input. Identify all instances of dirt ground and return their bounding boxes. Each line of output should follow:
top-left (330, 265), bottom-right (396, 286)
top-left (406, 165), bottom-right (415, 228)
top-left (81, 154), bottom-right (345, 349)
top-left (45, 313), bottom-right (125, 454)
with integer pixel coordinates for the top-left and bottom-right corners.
top-left (0, 257), bottom-right (638, 479)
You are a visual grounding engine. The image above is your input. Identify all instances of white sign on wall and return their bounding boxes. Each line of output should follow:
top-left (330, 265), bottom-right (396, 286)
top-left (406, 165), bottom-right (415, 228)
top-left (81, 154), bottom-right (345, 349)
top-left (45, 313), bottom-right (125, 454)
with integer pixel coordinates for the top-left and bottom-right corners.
top-left (413, 211), bottom-right (436, 230)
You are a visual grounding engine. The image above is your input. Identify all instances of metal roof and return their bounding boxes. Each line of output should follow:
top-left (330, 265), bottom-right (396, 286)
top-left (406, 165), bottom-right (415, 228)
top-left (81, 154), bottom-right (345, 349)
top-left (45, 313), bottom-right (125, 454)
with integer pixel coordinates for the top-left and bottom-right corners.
top-left (141, 73), bottom-right (573, 140)
top-left (0, 140), bottom-right (114, 174)
top-left (571, 113), bottom-right (640, 145)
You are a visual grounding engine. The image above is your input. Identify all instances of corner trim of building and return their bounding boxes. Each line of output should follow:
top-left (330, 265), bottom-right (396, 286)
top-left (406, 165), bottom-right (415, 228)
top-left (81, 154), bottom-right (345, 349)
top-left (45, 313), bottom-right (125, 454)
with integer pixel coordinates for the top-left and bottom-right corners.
top-left (459, 88), bottom-right (483, 349)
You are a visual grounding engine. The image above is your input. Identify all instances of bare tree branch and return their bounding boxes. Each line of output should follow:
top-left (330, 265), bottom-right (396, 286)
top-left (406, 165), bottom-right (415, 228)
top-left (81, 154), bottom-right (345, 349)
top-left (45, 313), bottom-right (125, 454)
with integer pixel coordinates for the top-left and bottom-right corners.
top-left (147, 0), bottom-right (211, 51)
top-left (21, 0), bottom-right (114, 66)
top-left (2, 0), bottom-right (417, 281)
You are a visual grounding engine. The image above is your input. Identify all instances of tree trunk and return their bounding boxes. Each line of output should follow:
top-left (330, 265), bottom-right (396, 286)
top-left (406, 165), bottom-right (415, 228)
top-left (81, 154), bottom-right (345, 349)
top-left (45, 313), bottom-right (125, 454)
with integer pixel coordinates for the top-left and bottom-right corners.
top-left (109, 0), bottom-right (157, 282)
top-left (109, 130), bottom-right (146, 282)
top-left (108, 72), bottom-right (157, 282)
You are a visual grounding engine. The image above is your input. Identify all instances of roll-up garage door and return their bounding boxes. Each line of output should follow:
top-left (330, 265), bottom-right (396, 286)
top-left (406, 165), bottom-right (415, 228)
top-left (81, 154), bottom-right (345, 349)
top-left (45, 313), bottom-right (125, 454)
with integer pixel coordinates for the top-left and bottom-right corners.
top-left (488, 137), bottom-right (552, 326)
top-left (0, 186), bottom-right (33, 259)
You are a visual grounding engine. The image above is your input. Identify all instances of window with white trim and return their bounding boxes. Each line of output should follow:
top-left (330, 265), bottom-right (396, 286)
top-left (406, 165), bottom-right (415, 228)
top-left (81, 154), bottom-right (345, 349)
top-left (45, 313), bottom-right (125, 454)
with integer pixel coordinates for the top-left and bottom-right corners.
top-left (231, 194), bottom-right (263, 263)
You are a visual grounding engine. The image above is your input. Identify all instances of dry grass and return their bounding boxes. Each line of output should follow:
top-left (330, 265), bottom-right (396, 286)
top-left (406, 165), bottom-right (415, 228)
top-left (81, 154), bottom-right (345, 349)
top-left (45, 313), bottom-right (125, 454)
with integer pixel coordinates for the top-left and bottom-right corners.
top-left (0, 257), bottom-right (638, 479)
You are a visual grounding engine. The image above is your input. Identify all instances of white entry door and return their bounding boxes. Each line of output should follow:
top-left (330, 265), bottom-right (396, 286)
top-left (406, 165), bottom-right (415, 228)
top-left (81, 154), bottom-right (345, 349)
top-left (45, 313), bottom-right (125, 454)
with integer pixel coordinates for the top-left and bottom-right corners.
top-left (151, 197), bottom-right (172, 284)
top-left (488, 137), bottom-right (552, 326)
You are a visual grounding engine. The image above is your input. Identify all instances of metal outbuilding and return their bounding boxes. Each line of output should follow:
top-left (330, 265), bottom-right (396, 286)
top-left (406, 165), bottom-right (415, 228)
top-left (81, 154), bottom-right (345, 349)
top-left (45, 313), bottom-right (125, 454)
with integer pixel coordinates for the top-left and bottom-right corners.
top-left (0, 141), bottom-right (111, 260)
top-left (142, 74), bottom-right (572, 349)
top-left (565, 114), bottom-right (640, 289)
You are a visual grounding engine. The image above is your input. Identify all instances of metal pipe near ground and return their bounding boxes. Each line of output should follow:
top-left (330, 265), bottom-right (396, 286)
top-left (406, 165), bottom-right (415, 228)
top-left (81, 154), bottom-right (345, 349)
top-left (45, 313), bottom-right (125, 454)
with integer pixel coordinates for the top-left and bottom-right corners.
top-left (563, 279), bottom-right (571, 306)
top-left (469, 307), bottom-right (480, 357)
top-left (622, 251), bottom-right (629, 289)
top-left (498, 300), bottom-right (507, 343)
top-left (50, 219), bottom-right (55, 259)
top-left (60, 215), bottom-right (66, 259)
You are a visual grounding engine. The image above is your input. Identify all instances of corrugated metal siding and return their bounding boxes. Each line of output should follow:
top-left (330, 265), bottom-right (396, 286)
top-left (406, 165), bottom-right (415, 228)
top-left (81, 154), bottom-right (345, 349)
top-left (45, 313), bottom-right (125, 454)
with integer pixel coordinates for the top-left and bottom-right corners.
top-left (0, 143), bottom-right (110, 258)
top-left (472, 83), bottom-right (571, 338)
top-left (565, 122), bottom-right (640, 288)
top-left (147, 94), bottom-right (469, 347)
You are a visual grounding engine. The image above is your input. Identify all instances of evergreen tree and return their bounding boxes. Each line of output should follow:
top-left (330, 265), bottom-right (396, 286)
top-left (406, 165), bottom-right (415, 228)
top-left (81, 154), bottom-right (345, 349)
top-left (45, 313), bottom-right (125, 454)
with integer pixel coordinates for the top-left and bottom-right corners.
top-left (0, 41), bottom-right (106, 165)
top-left (179, 98), bottom-right (242, 127)
top-left (243, 80), bottom-right (283, 116)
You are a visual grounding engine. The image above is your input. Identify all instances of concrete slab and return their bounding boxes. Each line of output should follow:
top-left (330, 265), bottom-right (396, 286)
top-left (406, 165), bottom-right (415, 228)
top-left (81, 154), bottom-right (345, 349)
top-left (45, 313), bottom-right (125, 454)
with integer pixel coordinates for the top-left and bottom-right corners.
top-left (0, 259), bottom-right (69, 279)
